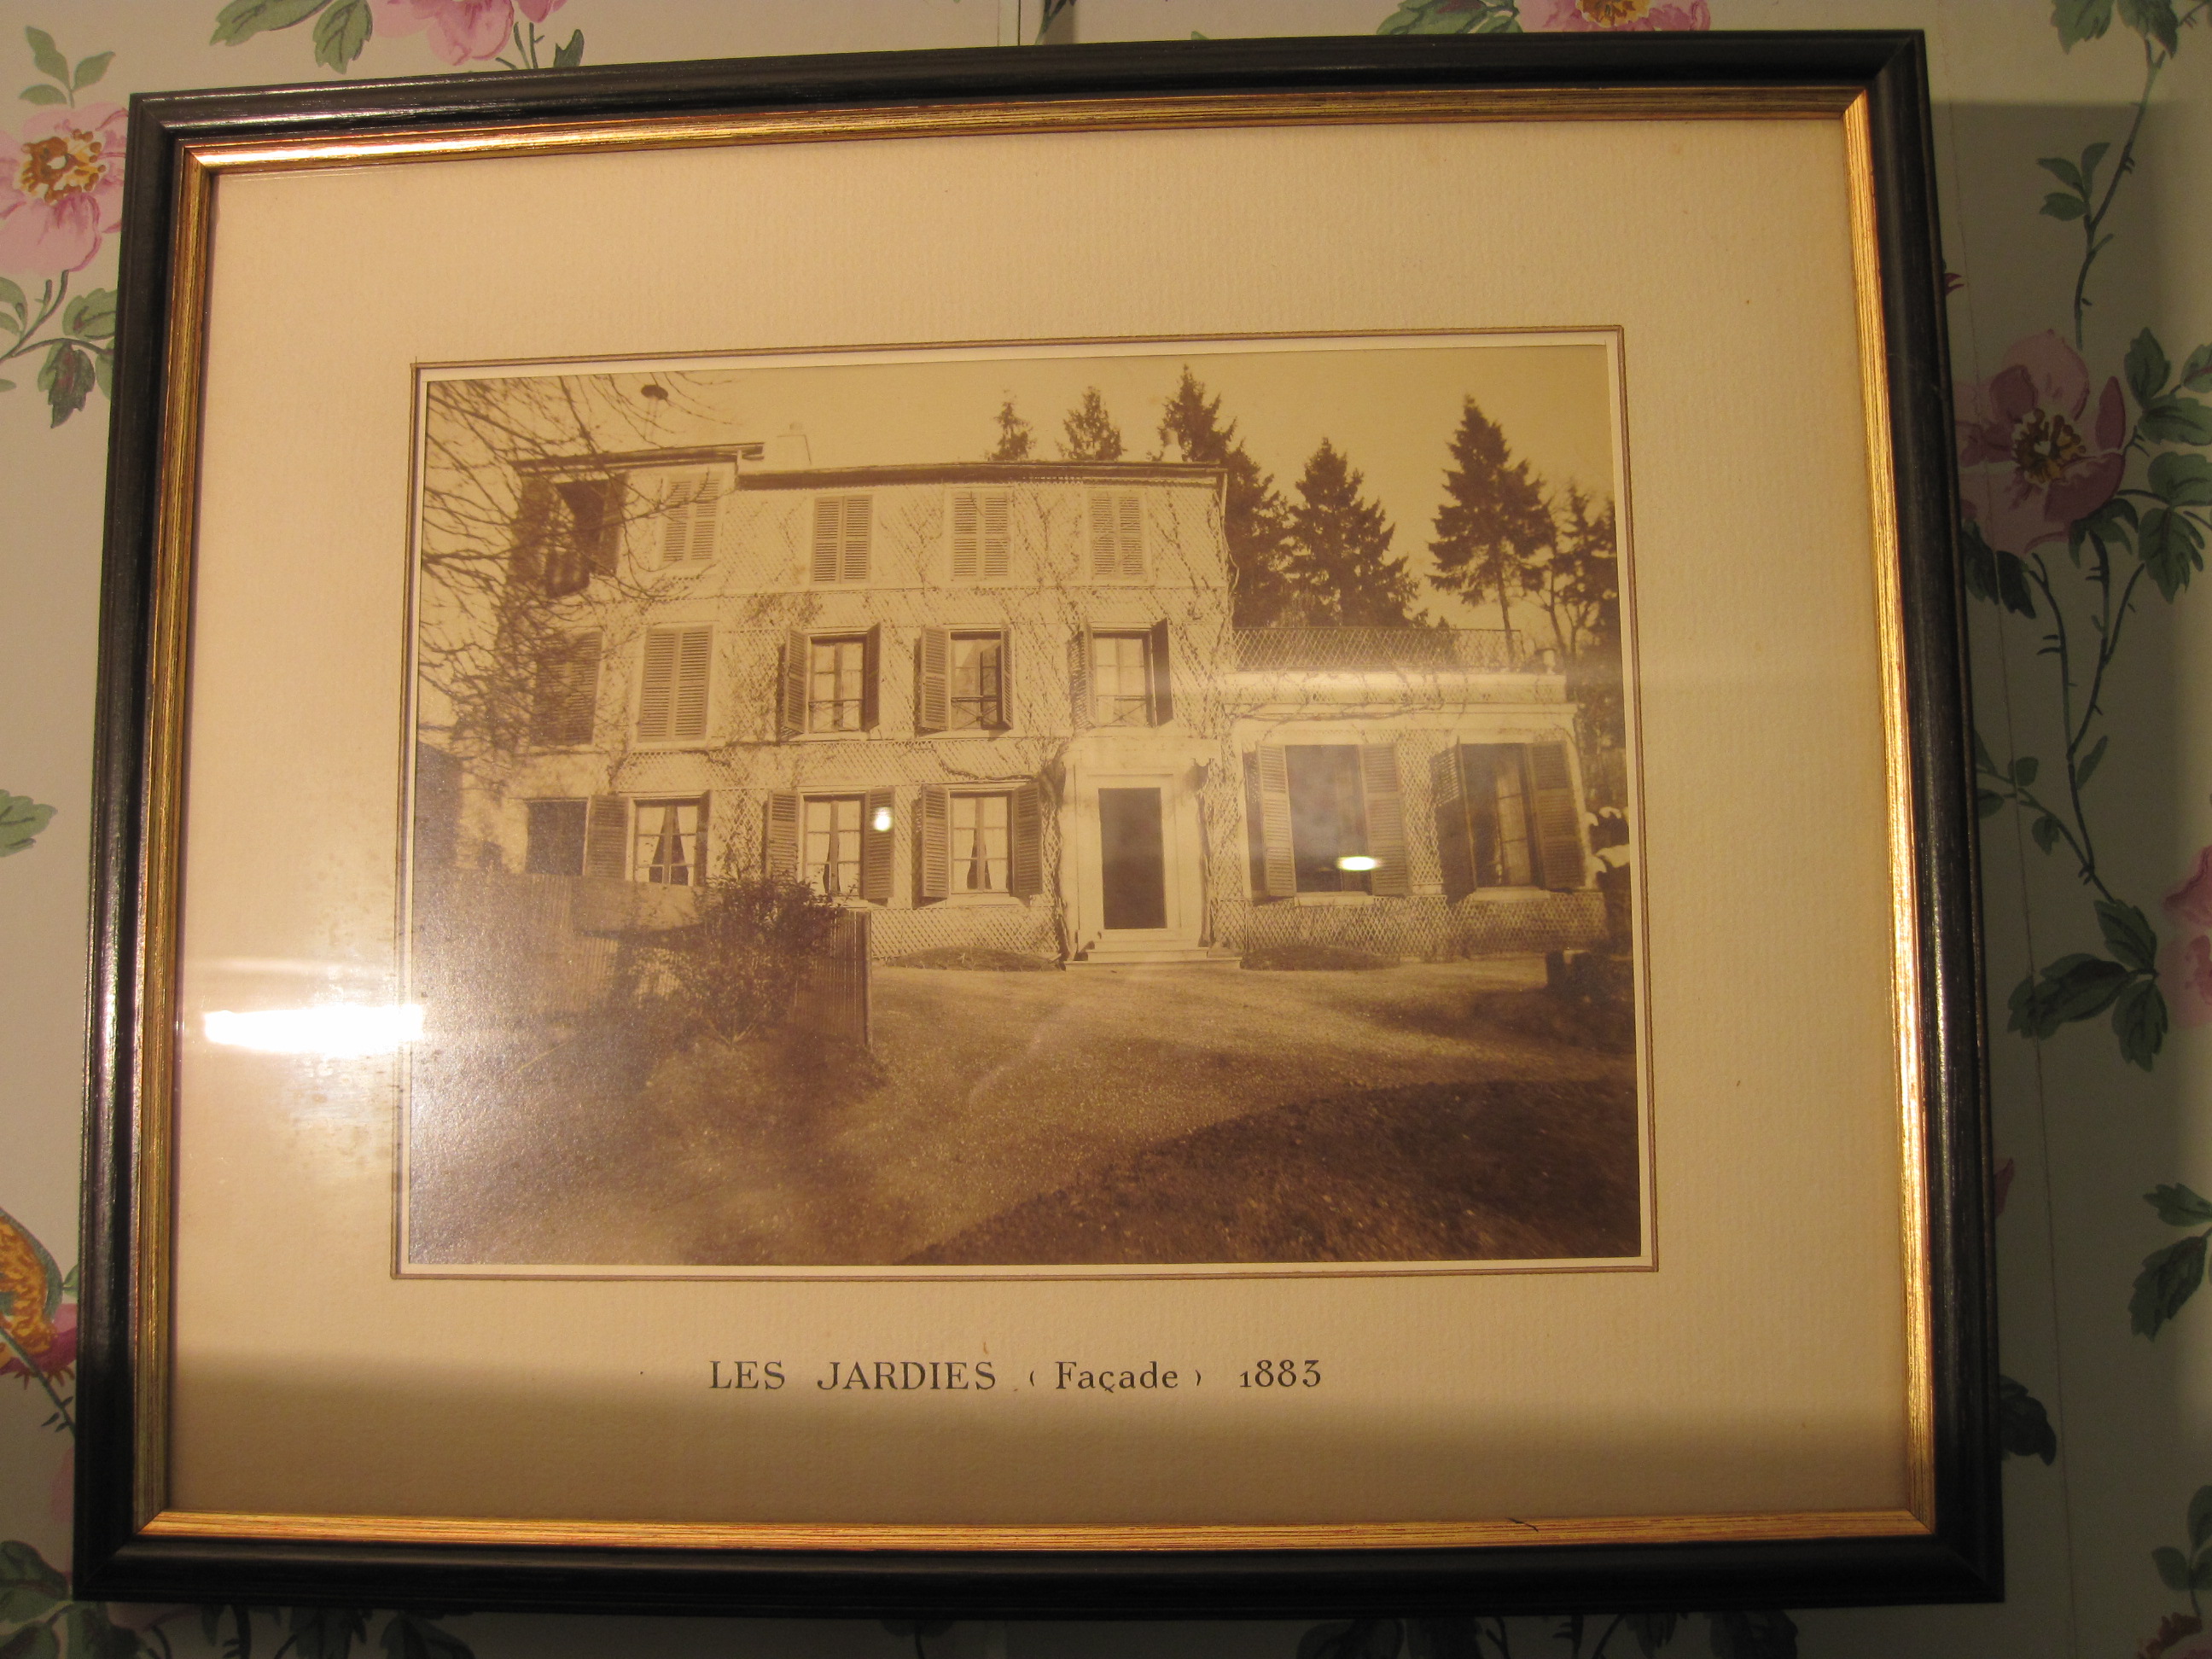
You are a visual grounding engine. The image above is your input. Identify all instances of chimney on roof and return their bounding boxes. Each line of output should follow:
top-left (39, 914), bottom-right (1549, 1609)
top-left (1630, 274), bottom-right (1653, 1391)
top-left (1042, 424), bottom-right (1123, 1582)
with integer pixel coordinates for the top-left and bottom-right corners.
top-left (768, 423), bottom-right (811, 469)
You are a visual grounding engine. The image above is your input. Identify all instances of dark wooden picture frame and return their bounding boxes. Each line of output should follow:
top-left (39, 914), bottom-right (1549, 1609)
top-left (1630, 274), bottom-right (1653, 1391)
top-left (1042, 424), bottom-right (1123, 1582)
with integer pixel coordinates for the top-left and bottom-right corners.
top-left (77, 31), bottom-right (1997, 1618)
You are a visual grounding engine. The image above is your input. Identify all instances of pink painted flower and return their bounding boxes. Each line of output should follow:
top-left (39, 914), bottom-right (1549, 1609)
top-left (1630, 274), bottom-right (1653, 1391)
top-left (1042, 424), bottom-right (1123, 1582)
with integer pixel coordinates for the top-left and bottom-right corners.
top-left (1521, 0), bottom-right (1711, 29)
top-left (1958, 329), bottom-right (2127, 556)
top-left (2163, 934), bottom-right (2212, 1029)
top-left (2168, 845), bottom-right (2212, 928)
top-left (0, 102), bottom-right (125, 275)
top-left (373, 0), bottom-right (566, 67)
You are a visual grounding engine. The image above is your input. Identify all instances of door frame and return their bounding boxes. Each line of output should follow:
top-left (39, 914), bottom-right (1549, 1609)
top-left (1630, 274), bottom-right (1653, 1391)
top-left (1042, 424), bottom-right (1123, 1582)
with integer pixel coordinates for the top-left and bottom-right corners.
top-left (1068, 764), bottom-right (1202, 953)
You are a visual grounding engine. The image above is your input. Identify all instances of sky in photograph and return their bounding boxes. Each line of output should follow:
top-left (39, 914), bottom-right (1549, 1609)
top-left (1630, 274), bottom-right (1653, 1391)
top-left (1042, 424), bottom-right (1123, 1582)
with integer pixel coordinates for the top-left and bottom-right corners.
top-left (463, 336), bottom-right (1621, 628)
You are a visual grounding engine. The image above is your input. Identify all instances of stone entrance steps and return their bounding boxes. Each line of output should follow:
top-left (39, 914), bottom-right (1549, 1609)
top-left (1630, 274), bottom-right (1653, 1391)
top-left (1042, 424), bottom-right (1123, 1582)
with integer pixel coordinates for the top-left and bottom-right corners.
top-left (1065, 946), bottom-right (1242, 969)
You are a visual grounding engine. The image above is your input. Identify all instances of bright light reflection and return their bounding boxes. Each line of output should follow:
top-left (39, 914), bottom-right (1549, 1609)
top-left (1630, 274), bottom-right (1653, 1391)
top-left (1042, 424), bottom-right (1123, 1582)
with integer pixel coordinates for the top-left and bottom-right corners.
top-left (203, 1004), bottom-right (424, 1056)
top-left (1336, 855), bottom-right (1380, 872)
top-left (870, 806), bottom-right (894, 832)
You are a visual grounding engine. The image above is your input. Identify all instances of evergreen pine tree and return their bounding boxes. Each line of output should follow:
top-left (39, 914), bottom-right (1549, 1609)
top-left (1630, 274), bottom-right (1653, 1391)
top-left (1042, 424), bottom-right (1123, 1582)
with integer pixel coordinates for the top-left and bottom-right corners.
top-left (1426, 397), bottom-right (1552, 636)
top-left (1283, 439), bottom-right (1421, 626)
top-left (1057, 387), bottom-right (1124, 461)
top-left (1155, 366), bottom-right (1296, 626)
top-left (987, 398), bottom-right (1033, 462)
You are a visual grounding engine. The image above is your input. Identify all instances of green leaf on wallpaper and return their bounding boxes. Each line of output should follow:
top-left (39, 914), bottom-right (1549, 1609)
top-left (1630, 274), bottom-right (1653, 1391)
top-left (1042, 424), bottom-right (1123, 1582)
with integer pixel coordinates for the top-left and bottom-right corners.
top-left (2032, 814), bottom-right (2064, 853)
top-left (2133, 1232), bottom-right (2208, 1336)
top-left (2075, 734), bottom-right (2110, 789)
top-left (1377, 0), bottom-right (1518, 35)
top-left (2010, 953), bottom-right (2133, 1038)
top-left (2146, 1184), bottom-right (2212, 1225)
top-left (1624, 1613), bottom-right (1679, 1657)
top-left (0, 1622), bottom-right (60, 1659)
top-left (0, 276), bottom-right (22, 317)
top-left (2052, 0), bottom-right (2117, 48)
top-left (2038, 154), bottom-right (2086, 191)
top-left (17, 83), bottom-right (64, 104)
top-left (380, 1615), bottom-right (475, 1659)
top-left (2156, 1545), bottom-right (2194, 1591)
top-left (35, 338), bottom-right (92, 426)
top-left (0, 1543), bottom-right (66, 1620)
top-left (2072, 496), bottom-right (2139, 565)
top-left (1977, 789), bottom-right (2006, 820)
top-left (2119, 0), bottom-right (2181, 53)
top-left (312, 0), bottom-right (371, 73)
top-left (23, 26), bottom-right (67, 84)
top-left (2098, 899), bottom-right (2159, 973)
top-left (2189, 1484), bottom-right (2212, 1551)
top-left (0, 792), bottom-right (56, 855)
top-left (2181, 343), bottom-right (2212, 394)
top-left (1706, 1610), bottom-right (1797, 1659)
top-left (2141, 506), bottom-right (2207, 599)
top-left (1996, 1374), bottom-right (2058, 1463)
top-left (93, 347), bottom-right (110, 400)
top-left (2080, 139), bottom-right (2111, 189)
top-left (2140, 395), bottom-right (2212, 445)
top-left (552, 28), bottom-right (585, 67)
top-left (2115, 977), bottom-right (2169, 1070)
top-left (2128, 329), bottom-right (2173, 404)
top-left (2152, 451), bottom-right (2212, 506)
top-left (2013, 755), bottom-right (2040, 786)
top-left (2042, 191), bottom-right (2087, 221)
top-left (288, 1606), bottom-right (370, 1659)
top-left (72, 50), bottom-right (112, 90)
top-left (63, 1604), bottom-right (142, 1659)
top-left (62, 286), bottom-right (114, 341)
top-left (212, 0), bottom-right (333, 47)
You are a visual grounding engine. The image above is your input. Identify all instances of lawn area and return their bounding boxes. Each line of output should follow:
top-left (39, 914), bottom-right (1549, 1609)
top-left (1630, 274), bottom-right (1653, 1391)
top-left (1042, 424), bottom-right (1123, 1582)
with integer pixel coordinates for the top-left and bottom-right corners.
top-left (406, 957), bottom-right (1640, 1268)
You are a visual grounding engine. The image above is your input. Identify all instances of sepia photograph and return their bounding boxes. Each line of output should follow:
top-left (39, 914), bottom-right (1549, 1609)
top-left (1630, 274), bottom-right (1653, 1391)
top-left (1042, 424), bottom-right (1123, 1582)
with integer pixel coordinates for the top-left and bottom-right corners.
top-left (398, 335), bottom-right (1646, 1274)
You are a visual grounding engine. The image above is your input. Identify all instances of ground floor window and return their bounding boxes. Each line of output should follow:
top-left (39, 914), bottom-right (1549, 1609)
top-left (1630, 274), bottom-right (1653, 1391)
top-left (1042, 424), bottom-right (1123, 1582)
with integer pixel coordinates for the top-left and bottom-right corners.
top-left (1434, 742), bottom-right (1585, 895)
top-left (523, 798), bottom-right (586, 875)
top-left (1286, 745), bottom-right (1371, 894)
top-left (1249, 741), bottom-right (1408, 900)
top-left (635, 797), bottom-right (707, 886)
top-left (952, 792), bottom-right (1010, 893)
top-left (804, 795), bottom-right (864, 897)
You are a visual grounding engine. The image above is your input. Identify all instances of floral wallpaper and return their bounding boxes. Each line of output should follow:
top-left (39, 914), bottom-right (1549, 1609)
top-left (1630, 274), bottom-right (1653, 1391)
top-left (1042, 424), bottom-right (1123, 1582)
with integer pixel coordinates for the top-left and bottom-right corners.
top-left (2, 0), bottom-right (2207, 1653)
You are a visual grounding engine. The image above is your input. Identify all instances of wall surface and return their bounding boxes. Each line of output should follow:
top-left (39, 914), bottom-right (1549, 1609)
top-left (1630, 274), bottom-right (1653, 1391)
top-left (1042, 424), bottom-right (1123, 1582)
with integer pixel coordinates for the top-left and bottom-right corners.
top-left (2, 0), bottom-right (2207, 1653)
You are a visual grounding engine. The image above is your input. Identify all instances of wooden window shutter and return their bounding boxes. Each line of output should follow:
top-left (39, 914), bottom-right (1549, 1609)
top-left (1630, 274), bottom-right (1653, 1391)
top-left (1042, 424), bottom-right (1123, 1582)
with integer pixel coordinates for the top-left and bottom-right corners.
top-left (841, 495), bottom-right (871, 582)
top-left (530, 630), bottom-right (601, 748)
top-left (779, 629), bottom-right (809, 741)
top-left (996, 628), bottom-right (1014, 728)
top-left (1068, 627), bottom-right (1092, 730)
top-left (586, 476), bottom-right (623, 576)
top-left (916, 626), bottom-right (951, 733)
top-left (860, 623), bottom-right (883, 730)
top-left (509, 477), bottom-right (554, 586)
top-left (917, 784), bottom-right (950, 901)
top-left (1147, 619), bottom-right (1173, 725)
top-left (1088, 492), bottom-right (1115, 579)
top-left (670, 626), bottom-right (712, 742)
top-left (636, 628), bottom-right (678, 742)
top-left (1117, 493), bottom-right (1144, 578)
top-left (982, 492), bottom-right (1010, 579)
top-left (1359, 742), bottom-right (1411, 897)
top-left (765, 792), bottom-right (800, 882)
top-left (1010, 780), bottom-right (1044, 897)
top-left (584, 795), bottom-right (629, 879)
top-left (1254, 743), bottom-right (1295, 899)
top-left (1432, 746), bottom-right (1476, 901)
top-left (860, 787), bottom-right (895, 905)
top-left (952, 492), bottom-right (979, 581)
top-left (811, 497), bottom-right (841, 583)
top-left (1528, 742), bottom-right (1586, 889)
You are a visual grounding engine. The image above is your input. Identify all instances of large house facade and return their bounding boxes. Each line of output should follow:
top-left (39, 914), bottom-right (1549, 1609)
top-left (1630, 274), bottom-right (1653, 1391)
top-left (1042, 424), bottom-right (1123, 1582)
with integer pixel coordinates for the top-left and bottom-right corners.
top-left (415, 444), bottom-right (1607, 968)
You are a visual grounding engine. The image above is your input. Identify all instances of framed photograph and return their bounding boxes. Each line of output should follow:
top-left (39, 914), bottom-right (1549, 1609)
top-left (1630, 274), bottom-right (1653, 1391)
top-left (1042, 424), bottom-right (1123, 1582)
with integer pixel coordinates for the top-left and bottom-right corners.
top-left (78, 32), bottom-right (1998, 1616)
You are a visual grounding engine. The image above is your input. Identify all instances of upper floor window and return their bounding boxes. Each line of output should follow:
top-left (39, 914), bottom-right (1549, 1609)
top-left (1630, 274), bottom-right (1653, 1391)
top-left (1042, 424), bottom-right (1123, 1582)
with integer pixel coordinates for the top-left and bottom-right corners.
top-left (1090, 632), bottom-right (1153, 726)
top-left (634, 624), bottom-right (712, 744)
top-left (917, 626), bottom-right (1008, 733)
top-left (657, 472), bottom-right (721, 568)
top-left (811, 493), bottom-right (872, 583)
top-left (781, 624), bottom-right (881, 739)
top-left (634, 797), bottom-right (707, 886)
top-left (528, 629), bottom-right (601, 748)
top-left (512, 474), bottom-right (620, 597)
top-left (1087, 491), bottom-right (1144, 580)
top-left (950, 488), bottom-right (1010, 581)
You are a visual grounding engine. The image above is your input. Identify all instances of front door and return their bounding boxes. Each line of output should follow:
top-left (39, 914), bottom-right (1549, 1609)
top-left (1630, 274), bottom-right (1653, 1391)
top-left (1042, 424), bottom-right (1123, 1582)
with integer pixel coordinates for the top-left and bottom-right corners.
top-left (1097, 787), bottom-right (1167, 931)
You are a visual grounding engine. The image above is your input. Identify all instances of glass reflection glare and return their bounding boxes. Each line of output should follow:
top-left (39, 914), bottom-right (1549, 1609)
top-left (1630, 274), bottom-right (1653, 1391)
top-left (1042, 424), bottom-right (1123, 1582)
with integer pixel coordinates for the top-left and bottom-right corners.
top-left (1335, 855), bottom-right (1380, 872)
top-left (870, 806), bottom-right (894, 832)
top-left (202, 1004), bottom-right (424, 1055)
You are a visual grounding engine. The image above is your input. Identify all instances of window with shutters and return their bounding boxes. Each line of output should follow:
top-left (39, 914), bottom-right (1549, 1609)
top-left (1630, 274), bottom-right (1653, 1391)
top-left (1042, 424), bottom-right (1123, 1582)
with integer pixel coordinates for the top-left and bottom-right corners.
top-left (1086, 491), bottom-right (1144, 579)
top-left (949, 489), bottom-right (1010, 582)
top-left (1090, 632), bottom-right (1153, 726)
top-left (810, 493), bottom-right (872, 583)
top-left (632, 797), bottom-right (707, 886)
top-left (634, 624), bottom-right (712, 744)
top-left (808, 637), bottom-right (868, 732)
top-left (802, 796), bottom-right (864, 899)
top-left (915, 781), bottom-right (1042, 903)
top-left (1435, 742), bottom-right (1586, 894)
top-left (1249, 742), bottom-right (1410, 899)
top-left (950, 632), bottom-right (1006, 731)
top-left (657, 472), bottom-right (720, 568)
top-left (522, 799), bottom-right (587, 875)
top-left (528, 631), bottom-right (601, 748)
